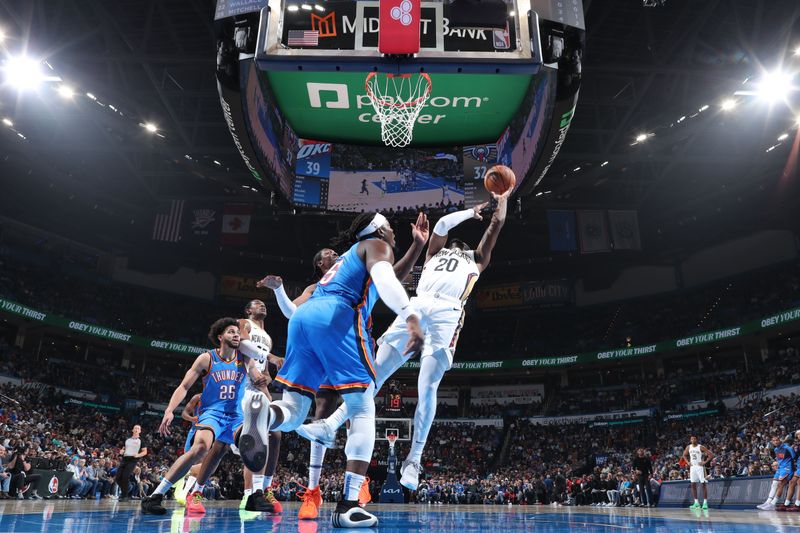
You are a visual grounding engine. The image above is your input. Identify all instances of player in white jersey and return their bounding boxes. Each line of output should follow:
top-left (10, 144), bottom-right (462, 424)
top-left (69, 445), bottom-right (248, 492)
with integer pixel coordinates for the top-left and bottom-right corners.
top-left (682, 435), bottom-right (714, 509)
top-left (237, 299), bottom-right (285, 513)
top-left (297, 189), bottom-right (511, 491)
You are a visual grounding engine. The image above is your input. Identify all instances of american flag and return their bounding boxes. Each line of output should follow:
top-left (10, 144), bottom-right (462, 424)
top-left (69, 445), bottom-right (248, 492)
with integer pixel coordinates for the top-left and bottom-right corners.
top-left (152, 200), bottom-right (185, 242)
top-left (288, 30), bottom-right (319, 47)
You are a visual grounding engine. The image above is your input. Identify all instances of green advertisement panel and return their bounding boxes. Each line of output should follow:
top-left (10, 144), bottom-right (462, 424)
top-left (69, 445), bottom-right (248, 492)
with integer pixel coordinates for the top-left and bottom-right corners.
top-left (2, 294), bottom-right (798, 370)
top-left (264, 71), bottom-right (531, 146)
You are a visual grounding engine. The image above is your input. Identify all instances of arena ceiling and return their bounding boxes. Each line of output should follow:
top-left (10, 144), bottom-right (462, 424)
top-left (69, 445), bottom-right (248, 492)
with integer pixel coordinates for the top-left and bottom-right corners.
top-left (0, 0), bottom-right (799, 264)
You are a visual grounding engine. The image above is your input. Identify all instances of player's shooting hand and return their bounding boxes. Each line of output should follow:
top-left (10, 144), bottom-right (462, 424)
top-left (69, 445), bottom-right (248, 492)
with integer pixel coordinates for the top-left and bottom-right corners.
top-left (472, 202), bottom-right (489, 220)
top-left (267, 354), bottom-right (285, 370)
top-left (403, 315), bottom-right (425, 358)
top-left (257, 275), bottom-right (283, 290)
top-left (159, 411), bottom-right (174, 436)
top-left (490, 188), bottom-right (512, 203)
top-left (411, 212), bottom-right (430, 245)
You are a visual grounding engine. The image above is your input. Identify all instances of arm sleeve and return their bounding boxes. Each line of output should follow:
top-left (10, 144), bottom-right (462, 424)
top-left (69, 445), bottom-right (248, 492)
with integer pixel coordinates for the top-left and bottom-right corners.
top-left (272, 284), bottom-right (297, 319)
top-left (238, 339), bottom-right (269, 363)
top-left (433, 208), bottom-right (475, 237)
top-left (369, 261), bottom-right (417, 321)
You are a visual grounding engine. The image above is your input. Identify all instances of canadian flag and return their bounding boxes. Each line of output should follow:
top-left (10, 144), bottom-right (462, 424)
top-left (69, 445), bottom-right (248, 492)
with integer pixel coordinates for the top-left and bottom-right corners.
top-left (379, 0), bottom-right (420, 55)
top-left (221, 203), bottom-right (253, 246)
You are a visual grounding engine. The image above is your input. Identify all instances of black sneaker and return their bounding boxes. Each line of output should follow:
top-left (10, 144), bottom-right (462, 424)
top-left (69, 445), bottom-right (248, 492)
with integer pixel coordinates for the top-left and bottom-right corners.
top-left (141, 494), bottom-right (167, 515)
top-left (332, 499), bottom-right (378, 528)
top-left (244, 490), bottom-right (275, 512)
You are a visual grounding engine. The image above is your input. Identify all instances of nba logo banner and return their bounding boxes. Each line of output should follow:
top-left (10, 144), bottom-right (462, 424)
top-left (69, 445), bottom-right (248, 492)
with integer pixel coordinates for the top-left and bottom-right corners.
top-left (379, 0), bottom-right (420, 54)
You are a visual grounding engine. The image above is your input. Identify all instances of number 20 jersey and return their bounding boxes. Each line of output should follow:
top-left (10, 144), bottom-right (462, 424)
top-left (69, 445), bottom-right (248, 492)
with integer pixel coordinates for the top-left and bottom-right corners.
top-left (416, 248), bottom-right (480, 303)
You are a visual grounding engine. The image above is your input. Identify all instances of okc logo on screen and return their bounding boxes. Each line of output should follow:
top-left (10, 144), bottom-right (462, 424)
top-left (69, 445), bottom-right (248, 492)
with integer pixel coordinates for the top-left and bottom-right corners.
top-left (391, 0), bottom-right (414, 26)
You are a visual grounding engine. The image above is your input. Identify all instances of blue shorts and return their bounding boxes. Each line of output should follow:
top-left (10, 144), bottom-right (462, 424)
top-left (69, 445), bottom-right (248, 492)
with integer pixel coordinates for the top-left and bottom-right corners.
top-left (775, 466), bottom-right (793, 480)
top-left (184, 426), bottom-right (197, 454)
top-left (195, 409), bottom-right (243, 445)
top-left (275, 296), bottom-right (376, 398)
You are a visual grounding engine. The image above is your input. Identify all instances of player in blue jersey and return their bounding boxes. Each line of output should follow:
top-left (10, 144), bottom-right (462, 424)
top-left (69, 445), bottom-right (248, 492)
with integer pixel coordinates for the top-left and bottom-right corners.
top-left (240, 212), bottom-right (425, 528)
top-left (258, 214), bottom-right (429, 519)
top-left (758, 434), bottom-right (796, 510)
top-left (141, 317), bottom-right (270, 515)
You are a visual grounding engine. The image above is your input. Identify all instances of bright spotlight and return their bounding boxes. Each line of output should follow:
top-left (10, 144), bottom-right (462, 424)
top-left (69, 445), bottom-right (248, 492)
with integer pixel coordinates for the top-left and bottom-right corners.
top-left (143, 122), bottom-right (157, 133)
top-left (2, 56), bottom-right (44, 90)
top-left (778, 133), bottom-right (789, 141)
top-left (635, 133), bottom-right (649, 143)
top-left (2, 118), bottom-right (12, 127)
top-left (757, 70), bottom-right (793, 103)
top-left (721, 99), bottom-right (736, 111)
top-left (0, 30), bottom-right (5, 42)
top-left (314, 4), bottom-right (325, 11)
top-left (57, 85), bottom-right (75, 98)
top-left (301, 4), bottom-right (312, 10)
top-left (795, 46), bottom-right (800, 57)
top-left (287, 5), bottom-right (299, 11)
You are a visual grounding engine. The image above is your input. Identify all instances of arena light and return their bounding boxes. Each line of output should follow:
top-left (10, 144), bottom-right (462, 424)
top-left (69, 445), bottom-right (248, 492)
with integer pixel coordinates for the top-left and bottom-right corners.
top-left (142, 122), bottom-right (158, 133)
top-left (778, 133), bottom-right (789, 141)
top-left (510, 11), bottom-right (516, 17)
top-left (86, 92), bottom-right (96, 100)
top-left (698, 104), bottom-right (710, 112)
top-left (57, 85), bottom-right (75, 99)
top-left (573, 166), bottom-right (581, 172)
top-left (635, 133), bottom-right (649, 143)
top-left (756, 70), bottom-right (793, 103)
top-left (601, 161), bottom-right (609, 167)
top-left (287, 5), bottom-right (299, 11)
top-left (795, 46), bottom-right (800, 57)
top-left (2, 56), bottom-right (43, 90)
top-left (2, 118), bottom-right (12, 127)
top-left (721, 98), bottom-right (736, 111)
top-left (314, 4), bottom-right (325, 11)
top-left (301, 4), bottom-right (312, 10)
top-left (0, 30), bottom-right (5, 42)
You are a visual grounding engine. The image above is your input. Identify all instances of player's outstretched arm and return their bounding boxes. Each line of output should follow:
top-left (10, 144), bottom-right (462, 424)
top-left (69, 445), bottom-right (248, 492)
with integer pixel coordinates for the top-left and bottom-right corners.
top-left (362, 239), bottom-right (424, 357)
top-left (394, 212), bottom-right (429, 281)
top-left (161, 352), bottom-right (211, 435)
top-left (475, 190), bottom-right (511, 272)
top-left (181, 393), bottom-right (201, 424)
top-left (426, 203), bottom-right (486, 262)
top-left (257, 275), bottom-right (318, 319)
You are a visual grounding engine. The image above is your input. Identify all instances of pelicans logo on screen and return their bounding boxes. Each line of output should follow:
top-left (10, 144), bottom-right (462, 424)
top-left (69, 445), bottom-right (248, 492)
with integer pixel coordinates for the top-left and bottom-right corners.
top-left (463, 145), bottom-right (497, 162)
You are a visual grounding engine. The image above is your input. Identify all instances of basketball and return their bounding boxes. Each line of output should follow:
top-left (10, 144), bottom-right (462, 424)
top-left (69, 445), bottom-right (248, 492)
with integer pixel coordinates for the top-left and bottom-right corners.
top-left (483, 165), bottom-right (516, 195)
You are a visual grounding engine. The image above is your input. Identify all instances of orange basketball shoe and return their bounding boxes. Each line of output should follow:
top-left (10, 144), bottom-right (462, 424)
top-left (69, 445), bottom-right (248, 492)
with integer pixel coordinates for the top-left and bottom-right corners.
top-left (298, 486), bottom-right (321, 519)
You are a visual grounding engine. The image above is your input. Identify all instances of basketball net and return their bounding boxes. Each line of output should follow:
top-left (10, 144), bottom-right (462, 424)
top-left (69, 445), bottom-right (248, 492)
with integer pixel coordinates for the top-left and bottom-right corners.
top-left (365, 72), bottom-right (432, 148)
top-left (387, 434), bottom-right (398, 451)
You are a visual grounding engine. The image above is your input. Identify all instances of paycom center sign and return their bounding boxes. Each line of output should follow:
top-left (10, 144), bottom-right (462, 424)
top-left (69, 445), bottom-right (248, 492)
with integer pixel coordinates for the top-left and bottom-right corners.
top-left (264, 71), bottom-right (531, 146)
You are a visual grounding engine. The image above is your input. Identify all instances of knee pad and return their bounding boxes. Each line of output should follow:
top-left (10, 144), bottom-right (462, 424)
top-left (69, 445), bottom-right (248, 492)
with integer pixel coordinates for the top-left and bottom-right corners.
top-left (274, 391), bottom-right (312, 432)
top-left (343, 389), bottom-right (376, 462)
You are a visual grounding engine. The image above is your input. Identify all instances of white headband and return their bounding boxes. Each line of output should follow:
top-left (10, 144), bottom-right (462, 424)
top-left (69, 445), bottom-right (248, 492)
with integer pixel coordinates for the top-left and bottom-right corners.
top-left (357, 213), bottom-right (388, 238)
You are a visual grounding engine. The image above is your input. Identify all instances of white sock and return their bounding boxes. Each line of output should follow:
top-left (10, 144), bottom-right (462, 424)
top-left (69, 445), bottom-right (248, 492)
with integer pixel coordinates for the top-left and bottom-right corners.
top-left (152, 479), bottom-right (173, 496)
top-left (407, 356), bottom-right (446, 464)
top-left (343, 472), bottom-right (365, 501)
top-left (786, 499), bottom-right (791, 506)
top-left (694, 499), bottom-right (698, 504)
top-left (703, 499), bottom-right (707, 504)
top-left (795, 499), bottom-right (800, 506)
top-left (252, 475), bottom-right (264, 493)
top-left (263, 476), bottom-right (273, 490)
top-left (244, 488), bottom-right (252, 497)
top-left (183, 476), bottom-right (196, 496)
top-left (309, 442), bottom-right (326, 489)
top-left (325, 404), bottom-right (349, 433)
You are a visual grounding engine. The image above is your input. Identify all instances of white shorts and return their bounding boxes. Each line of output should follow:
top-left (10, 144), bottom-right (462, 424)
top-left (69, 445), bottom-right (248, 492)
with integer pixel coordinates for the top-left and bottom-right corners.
top-left (378, 294), bottom-right (465, 371)
top-left (689, 465), bottom-right (707, 483)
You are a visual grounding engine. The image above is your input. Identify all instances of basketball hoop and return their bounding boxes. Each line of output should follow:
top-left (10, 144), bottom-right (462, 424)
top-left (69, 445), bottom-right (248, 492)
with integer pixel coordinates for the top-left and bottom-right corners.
top-left (365, 72), bottom-right (432, 148)
top-left (387, 434), bottom-right (398, 450)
